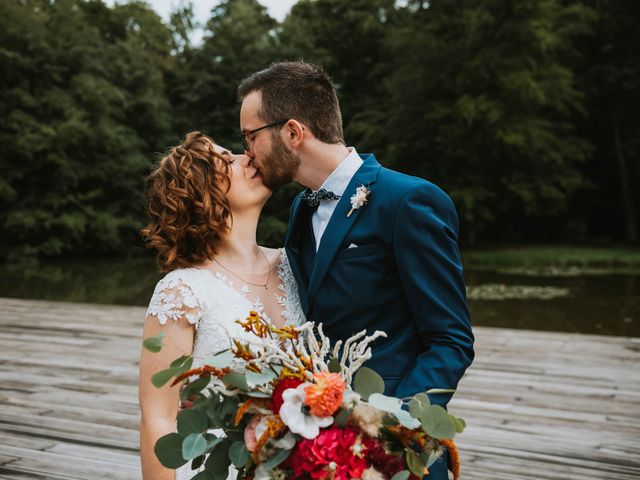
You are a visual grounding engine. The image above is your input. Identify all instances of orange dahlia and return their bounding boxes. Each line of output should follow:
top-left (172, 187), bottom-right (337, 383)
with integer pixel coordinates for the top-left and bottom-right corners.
top-left (304, 372), bottom-right (346, 417)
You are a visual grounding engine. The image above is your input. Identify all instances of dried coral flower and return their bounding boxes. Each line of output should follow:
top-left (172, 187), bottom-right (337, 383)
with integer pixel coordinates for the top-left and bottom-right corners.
top-left (304, 371), bottom-right (346, 417)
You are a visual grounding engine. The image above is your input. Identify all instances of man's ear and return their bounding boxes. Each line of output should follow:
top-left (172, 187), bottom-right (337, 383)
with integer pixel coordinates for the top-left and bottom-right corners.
top-left (284, 119), bottom-right (305, 148)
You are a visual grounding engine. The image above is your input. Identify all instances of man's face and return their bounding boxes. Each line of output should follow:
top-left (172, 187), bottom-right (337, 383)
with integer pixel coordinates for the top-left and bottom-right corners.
top-left (240, 91), bottom-right (300, 190)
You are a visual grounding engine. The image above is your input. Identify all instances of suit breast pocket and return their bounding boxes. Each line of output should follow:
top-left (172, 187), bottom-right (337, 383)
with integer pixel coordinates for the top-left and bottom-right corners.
top-left (334, 243), bottom-right (387, 262)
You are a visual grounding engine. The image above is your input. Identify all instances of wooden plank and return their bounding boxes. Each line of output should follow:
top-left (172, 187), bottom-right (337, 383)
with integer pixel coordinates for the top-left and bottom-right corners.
top-left (1, 296), bottom-right (639, 479)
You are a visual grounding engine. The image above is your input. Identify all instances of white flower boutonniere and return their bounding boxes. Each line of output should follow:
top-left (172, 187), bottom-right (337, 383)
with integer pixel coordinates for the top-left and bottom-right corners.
top-left (347, 185), bottom-right (372, 217)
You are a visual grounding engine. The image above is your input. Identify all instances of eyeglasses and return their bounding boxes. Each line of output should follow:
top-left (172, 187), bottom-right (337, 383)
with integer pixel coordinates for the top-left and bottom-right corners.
top-left (239, 120), bottom-right (287, 152)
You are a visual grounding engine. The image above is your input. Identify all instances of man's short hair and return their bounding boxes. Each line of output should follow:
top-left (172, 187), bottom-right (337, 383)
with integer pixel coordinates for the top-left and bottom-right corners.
top-left (238, 61), bottom-right (344, 144)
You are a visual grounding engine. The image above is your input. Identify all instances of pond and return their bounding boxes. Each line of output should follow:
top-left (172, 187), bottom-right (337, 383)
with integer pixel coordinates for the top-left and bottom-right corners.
top-left (0, 257), bottom-right (638, 337)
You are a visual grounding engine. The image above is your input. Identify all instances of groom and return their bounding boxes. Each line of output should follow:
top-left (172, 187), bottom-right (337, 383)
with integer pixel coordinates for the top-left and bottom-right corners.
top-left (238, 62), bottom-right (474, 479)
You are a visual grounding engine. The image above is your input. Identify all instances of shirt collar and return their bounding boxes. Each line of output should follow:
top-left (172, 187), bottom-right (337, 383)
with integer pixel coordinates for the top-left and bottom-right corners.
top-left (318, 147), bottom-right (363, 197)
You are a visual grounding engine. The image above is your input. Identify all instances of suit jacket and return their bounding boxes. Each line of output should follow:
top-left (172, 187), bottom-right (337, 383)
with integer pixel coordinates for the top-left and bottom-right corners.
top-left (285, 154), bottom-right (474, 406)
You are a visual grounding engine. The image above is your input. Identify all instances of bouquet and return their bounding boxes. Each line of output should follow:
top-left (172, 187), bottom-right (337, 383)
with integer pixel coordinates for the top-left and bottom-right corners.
top-left (144, 312), bottom-right (464, 480)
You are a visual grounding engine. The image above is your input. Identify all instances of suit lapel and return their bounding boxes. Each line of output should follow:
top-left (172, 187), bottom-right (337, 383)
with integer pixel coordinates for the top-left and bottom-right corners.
top-left (305, 155), bottom-right (381, 309)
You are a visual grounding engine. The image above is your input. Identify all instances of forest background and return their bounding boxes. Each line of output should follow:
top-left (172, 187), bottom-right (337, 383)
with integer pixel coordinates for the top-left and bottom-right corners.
top-left (1, 0), bottom-right (638, 263)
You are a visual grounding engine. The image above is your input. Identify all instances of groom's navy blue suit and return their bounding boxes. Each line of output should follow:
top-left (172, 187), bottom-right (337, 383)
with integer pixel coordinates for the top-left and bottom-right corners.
top-left (285, 154), bottom-right (474, 480)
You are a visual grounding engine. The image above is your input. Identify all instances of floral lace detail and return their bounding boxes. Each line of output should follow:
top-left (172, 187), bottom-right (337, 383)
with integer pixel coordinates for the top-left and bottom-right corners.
top-left (277, 249), bottom-right (305, 326)
top-left (146, 271), bottom-right (202, 327)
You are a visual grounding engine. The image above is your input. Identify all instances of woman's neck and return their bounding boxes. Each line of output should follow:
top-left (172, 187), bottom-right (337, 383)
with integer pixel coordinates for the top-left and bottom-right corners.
top-left (214, 210), bottom-right (264, 270)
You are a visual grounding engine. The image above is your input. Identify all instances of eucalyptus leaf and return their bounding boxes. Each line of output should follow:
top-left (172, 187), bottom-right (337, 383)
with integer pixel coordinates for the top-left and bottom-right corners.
top-left (390, 470), bottom-right (411, 480)
top-left (335, 408), bottom-right (351, 428)
top-left (181, 377), bottom-right (211, 401)
top-left (368, 393), bottom-right (403, 413)
top-left (205, 439), bottom-right (231, 474)
top-left (143, 332), bottom-right (165, 353)
top-left (191, 454), bottom-right (205, 470)
top-left (328, 357), bottom-right (341, 373)
top-left (204, 350), bottom-right (234, 368)
top-left (246, 370), bottom-right (276, 387)
top-left (420, 405), bottom-right (456, 439)
top-left (395, 408), bottom-right (421, 429)
top-left (222, 372), bottom-right (249, 391)
top-left (182, 433), bottom-right (207, 460)
top-left (191, 472), bottom-right (214, 480)
top-left (425, 388), bottom-right (456, 395)
top-left (151, 367), bottom-right (179, 388)
top-left (353, 367), bottom-right (385, 400)
top-left (229, 441), bottom-right (251, 468)
top-left (154, 433), bottom-right (187, 469)
top-left (170, 355), bottom-right (191, 368)
top-left (450, 414), bottom-right (466, 433)
top-left (405, 449), bottom-right (426, 478)
top-left (177, 409), bottom-right (209, 435)
top-left (245, 390), bottom-right (271, 398)
top-left (261, 448), bottom-right (292, 470)
top-left (205, 433), bottom-right (224, 450)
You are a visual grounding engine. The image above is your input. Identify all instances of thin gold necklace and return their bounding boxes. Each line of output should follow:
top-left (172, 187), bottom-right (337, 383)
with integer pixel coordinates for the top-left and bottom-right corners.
top-left (212, 248), bottom-right (271, 289)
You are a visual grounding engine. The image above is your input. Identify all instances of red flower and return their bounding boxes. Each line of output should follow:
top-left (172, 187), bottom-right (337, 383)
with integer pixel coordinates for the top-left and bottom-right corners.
top-left (363, 437), bottom-right (419, 480)
top-left (271, 377), bottom-right (304, 414)
top-left (285, 426), bottom-right (367, 480)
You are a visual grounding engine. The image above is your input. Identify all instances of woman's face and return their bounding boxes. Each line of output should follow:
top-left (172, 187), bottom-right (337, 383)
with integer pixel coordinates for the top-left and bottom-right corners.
top-left (213, 144), bottom-right (271, 212)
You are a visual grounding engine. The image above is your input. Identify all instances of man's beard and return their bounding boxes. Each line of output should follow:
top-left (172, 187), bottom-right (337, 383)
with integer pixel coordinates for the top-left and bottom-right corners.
top-left (260, 133), bottom-right (301, 190)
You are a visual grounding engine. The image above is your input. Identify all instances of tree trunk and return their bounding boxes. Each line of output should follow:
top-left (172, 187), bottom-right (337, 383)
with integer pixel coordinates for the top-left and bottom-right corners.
top-left (612, 114), bottom-right (638, 243)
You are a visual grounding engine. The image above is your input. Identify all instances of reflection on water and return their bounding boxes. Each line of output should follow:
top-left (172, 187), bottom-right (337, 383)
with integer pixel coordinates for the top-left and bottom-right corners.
top-left (0, 257), bottom-right (638, 337)
top-left (465, 270), bottom-right (639, 337)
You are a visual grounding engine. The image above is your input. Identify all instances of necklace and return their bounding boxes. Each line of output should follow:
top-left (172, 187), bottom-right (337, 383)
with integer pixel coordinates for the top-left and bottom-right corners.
top-left (212, 248), bottom-right (271, 289)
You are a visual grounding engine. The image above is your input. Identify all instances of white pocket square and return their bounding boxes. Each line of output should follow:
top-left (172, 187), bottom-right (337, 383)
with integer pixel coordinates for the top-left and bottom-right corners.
top-left (348, 243), bottom-right (358, 249)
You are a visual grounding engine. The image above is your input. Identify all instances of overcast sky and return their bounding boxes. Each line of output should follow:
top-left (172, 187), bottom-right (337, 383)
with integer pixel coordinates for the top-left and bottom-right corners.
top-left (141, 0), bottom-right (297, 24)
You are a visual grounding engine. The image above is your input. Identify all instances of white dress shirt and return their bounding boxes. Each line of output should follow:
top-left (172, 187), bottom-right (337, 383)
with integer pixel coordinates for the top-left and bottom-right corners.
top-left (311, 148), bottom-right (363, 251)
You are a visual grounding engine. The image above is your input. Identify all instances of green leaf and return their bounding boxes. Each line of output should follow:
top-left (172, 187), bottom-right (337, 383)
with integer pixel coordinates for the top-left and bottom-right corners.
top-left (151, 367), bottom-right (179, 388)
top-left (353, 367), bottom-right (385, 400)
top-left (177, 409), bottom-right (209, 435)
top-left (368, 393), bottom-right (403, 413)
top-left (335, 408), bottom-right (351, 428)
top-left (205, 433), bottom-right (224, 450)
top-left (425, 388), bottom-right (456, 395)
top-left (191, 472), bottom-right (214, 480)
top-left (154, 433), bottom-right (187, 469)
top-left (450, 414), bottom-right (466, 433)
top-left (420, 405), bottom-right (457, 439)
top-left (180, 377), bottom-right (211, 401)
top-left (390, 470), bottom-right (411, 480)
top-left (143, 332), bottom-right (165, 352)
top-left (204, 350), bottom-right (233, 368)
top-left (191, 454), bottom-right (206, 470)
top-left (405, 449), bottom-right (426, 477)
top-left (395, 409), bottom-right (421, 429)
top-left (261, 448), bottom-right (292, 470)
top-left (229, 441), bottom-right (251, 468)
top-left (182, 433), bottom-right (207, 460)
top-left (170, 355), bottom-right (191, 368)
top-left (328, 357), bottom-right (341, 373)
top-left (205, 439), bottom-right (231, 475)
top-left (222, 372), bottom-right (249, 390)
top-left (246, 370), bottom-right (276, 387)
top-left (422, 450), bottom-right (440, 468)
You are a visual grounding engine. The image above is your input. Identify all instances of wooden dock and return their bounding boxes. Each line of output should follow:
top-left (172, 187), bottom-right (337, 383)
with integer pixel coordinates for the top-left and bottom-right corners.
top-left (0, 297), bottom-right (638, 479)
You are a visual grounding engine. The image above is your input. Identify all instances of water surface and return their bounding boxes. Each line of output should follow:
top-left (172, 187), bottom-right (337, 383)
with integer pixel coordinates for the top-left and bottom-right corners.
top-left (0, 257), bottom-right (637, 337)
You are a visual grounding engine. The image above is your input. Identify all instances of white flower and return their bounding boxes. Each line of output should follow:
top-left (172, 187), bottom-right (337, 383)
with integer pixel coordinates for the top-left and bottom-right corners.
top-left (350, 185), bottom-right (371, 210)
top-left (342, 389), bottom-right (361, 408)
top-left (279, 383), bottom-right (334, 439)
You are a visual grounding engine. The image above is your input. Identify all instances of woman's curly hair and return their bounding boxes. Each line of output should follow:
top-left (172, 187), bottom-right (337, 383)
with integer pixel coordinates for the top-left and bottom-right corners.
top-left (141, 131), bottom-right (232, 272)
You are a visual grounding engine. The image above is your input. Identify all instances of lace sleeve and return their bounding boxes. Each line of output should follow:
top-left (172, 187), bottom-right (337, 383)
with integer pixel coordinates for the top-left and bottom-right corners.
top-left (146, 270), bottom-right (202, 328)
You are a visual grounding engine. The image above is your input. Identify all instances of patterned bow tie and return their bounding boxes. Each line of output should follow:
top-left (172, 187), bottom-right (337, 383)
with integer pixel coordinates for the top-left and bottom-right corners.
top-left (298, 188), bottom-right (341, 207)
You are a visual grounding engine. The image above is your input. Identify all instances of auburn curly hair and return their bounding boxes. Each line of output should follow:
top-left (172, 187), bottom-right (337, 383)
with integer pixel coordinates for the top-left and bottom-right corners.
top-left (141, 131), bottom-right (232, 272)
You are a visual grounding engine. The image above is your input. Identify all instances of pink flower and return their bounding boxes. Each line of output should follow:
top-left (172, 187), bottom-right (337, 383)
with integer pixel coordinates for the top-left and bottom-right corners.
top-left (284, 426), bottom-right (367, 480)
top-left (244, 414), bottom-right (264, 452)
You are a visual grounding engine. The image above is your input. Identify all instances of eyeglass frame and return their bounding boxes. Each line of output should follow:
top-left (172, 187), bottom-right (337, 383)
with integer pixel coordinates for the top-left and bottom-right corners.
top-left (239, 119), bottom-right (288, 152)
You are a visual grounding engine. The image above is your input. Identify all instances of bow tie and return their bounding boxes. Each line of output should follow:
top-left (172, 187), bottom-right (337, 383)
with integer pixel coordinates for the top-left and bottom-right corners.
top-left (298, 188), bottom-right (341, 207)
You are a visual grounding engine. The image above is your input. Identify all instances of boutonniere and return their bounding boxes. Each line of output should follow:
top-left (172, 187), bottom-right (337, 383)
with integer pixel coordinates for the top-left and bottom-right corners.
top-left (347, 185), bottom-right (372, 217)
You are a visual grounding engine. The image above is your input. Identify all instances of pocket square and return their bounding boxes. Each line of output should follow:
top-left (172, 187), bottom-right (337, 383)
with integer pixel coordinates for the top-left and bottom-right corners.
top-left (348, 243), bottom-right (358, 249)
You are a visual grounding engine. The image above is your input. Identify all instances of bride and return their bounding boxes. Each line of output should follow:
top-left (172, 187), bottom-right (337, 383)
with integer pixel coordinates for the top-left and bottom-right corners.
top-left (138, 131), bottom-right (304, 480)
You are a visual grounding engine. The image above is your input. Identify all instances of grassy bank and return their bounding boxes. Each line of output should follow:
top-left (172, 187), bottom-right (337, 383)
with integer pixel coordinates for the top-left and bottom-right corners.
top-left (462, 245), bottom-right (640, 269)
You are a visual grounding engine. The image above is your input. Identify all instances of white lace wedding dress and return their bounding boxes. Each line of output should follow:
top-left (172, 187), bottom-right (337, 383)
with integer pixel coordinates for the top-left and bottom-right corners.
top-left (146, 249), bottom-right (305, 480)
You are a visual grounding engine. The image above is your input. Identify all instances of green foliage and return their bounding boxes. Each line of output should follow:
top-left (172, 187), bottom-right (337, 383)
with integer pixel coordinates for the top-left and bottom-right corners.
top-left (1, 0), bottom-right (637, 262)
